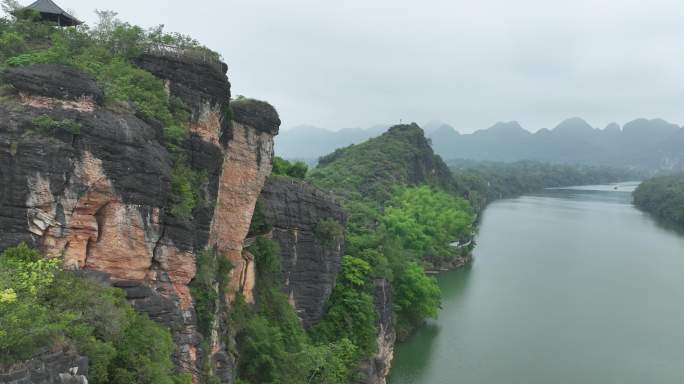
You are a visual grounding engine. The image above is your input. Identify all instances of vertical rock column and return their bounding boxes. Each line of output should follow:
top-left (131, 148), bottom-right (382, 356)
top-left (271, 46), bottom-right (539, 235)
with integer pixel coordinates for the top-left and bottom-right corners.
top-left (208, 99), bottom-right (281, 300)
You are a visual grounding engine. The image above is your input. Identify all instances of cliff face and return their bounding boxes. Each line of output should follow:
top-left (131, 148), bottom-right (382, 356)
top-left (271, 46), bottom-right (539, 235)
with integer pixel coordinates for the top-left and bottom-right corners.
top-left (0, 53), bottom-right (279, 382)
top-left (358, 279), bottom-right (395, 384)
top-left (257, 176), bottom-right (346, 327)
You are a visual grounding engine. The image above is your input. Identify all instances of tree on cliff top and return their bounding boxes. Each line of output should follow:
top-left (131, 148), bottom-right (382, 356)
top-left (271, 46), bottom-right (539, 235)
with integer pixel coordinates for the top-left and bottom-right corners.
top-left (1, 0), bottom-right (21, 14)
top-left (272, 156), bottom-right (308, 179)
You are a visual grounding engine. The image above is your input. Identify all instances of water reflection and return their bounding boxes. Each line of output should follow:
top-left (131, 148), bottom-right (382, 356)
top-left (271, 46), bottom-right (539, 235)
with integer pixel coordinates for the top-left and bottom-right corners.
top-left (389, 265), bottom-right (473, 383)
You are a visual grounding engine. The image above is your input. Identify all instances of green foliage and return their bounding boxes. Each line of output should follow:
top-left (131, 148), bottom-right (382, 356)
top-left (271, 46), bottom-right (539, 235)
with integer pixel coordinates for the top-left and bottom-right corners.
top-left (634, 173), bottom-right (684, 226)
top-left (233, 238), bottom-right (359, 384)
top-left (0, 244), bottom-right (62, 363)
top-left (307, 124), bottom-right (477, 354)
top-left (0, 30), bottom-right (24, 58)
top-left (109, 315), bottom-right (177, 384)
top-left (251, 237), bottom-right (282, 286)
top-left (311, 256), bottom-right (378, 357)
top-left (170, 161), bottom-right (205, 220)
top-left (32, 114), bottom-right (81, 135)
top-left (314, 218), bottom-right (345, 248)
top-left (190, 249), bottom-right (232, 336)
top-left (309, 124), bottom-right (460, 205)
top-left (272, 156), bottom-right (308, 179)
top-left (383, 186), bottom-right (473, 261)
top-left (189, 248), bottom-right (232, 384)
top-left (392, 262), bottom-right (441, 340)
top-left (302, 338), bottom-right (358, 384)
top-left (0, 244), bottom-right (185, 383)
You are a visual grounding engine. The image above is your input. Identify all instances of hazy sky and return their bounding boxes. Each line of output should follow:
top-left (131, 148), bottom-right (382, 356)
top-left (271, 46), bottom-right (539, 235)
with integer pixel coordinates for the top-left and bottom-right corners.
top-left (27, 0), bottom-right (684, 132)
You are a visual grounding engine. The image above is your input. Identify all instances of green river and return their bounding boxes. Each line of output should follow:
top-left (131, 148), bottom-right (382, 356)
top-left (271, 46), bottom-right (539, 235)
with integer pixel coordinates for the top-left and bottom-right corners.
top-left (389, 182), bottom-right (684, 384)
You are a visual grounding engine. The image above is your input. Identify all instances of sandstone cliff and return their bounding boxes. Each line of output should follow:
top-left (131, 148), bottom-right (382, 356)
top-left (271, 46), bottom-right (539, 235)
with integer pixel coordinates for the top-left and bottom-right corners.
top-left (0, 51), bottom-right (279, 382)
top-left (256, 175), bottom-right (346, 328)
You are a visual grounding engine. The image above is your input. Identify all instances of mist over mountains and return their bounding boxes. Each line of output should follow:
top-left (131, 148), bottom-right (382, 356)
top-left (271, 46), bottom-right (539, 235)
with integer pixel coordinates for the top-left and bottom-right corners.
top-left (275, 124), bottom-right (389, 161)
top-left (276, 118), bottom-right (684, 171)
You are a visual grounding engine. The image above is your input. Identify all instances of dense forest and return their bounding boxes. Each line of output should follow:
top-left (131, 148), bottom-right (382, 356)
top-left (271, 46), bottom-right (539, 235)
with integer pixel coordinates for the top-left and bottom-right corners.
top-left (633, 174), bottom-right (684, 226)
top-left (0, 244), bottom-right (190, 383)
top-left (450, 160), bottom-right (644, 211)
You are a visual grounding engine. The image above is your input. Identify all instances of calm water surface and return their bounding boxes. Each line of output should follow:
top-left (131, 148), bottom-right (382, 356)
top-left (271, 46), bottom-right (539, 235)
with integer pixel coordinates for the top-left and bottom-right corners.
top-left (389, 182), bottom-right (684, 384)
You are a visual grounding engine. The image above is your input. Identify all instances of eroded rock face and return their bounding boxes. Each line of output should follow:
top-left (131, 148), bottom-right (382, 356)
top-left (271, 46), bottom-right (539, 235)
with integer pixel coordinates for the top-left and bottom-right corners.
top-left (0, 348), bottom-right (89, 384)
top-left (208, 121), bottom-right (275, 301)
top-left (0, 61), bottom-right (280, 383)
top-left (257, 176), bottom-right (346, 327)
top-left (0, 64), bottom-right (201, 376)
top-left (358, 279), bottom-right (396, 384)
top-left (2, 64), bottom-right (104, 105)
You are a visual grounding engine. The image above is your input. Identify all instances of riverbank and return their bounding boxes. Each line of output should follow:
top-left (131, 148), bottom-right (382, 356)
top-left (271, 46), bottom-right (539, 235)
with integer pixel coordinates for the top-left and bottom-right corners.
top-left (390, 183), bottom-right (684, 384)
top-left (633, 173), bottom-right (684, 227)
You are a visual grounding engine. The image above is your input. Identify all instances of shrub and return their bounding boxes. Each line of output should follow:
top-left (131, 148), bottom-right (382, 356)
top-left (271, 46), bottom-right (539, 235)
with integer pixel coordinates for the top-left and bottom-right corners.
top-left (311, 256), bottom-right (378, 358)
top-left (272, 156), bottom-right (308, 179)
top-left (235, 237), bottom-right (359, 384)
top-left (0, 243), bottom-right (63, 364)
top-left (32, 115), bottom-right (81, 135)
top-left (392, 262), bottom-right (441, 340)
top-left (189, 249), bottom-right (231, 383)
top-left (190, 249), bottom-right (232, 336)
top-left (170, 161), bottom-right (205, 220)
top-left (314, 218), bottom-right (344, 248)
top-left (0, 244), bottom-right (186, 383)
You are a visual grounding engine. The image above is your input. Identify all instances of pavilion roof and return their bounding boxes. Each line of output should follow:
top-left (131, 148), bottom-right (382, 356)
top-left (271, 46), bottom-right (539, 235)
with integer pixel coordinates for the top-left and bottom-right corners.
top-left (24, 0), bottom-right (82, 25)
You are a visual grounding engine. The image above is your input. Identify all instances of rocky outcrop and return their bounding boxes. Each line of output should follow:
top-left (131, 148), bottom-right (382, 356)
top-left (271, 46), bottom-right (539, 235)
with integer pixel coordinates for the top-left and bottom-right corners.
top-left (257, 176), bottom-right (346, 327)
top-left (208, 119), bottom-right (276, 303)
top-left (1, 64), bottom-right (104, 105)
top-left (0, 349), bottom-right (88, 384)
top-left (134, 52), bottom-right (231, 146)
top-left (0, 56), bottom-right (279, 383)
top-left (358, 279), bottom-right (396, 384)
top-left (0, 63), bottom-right (201, 374)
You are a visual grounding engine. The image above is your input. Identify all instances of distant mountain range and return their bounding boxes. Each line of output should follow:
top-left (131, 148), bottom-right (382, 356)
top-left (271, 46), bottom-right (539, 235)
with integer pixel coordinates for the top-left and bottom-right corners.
top-left (275, 124), bottom-right (389, 163)
top-left (276, 118), bottom-right (684, 171)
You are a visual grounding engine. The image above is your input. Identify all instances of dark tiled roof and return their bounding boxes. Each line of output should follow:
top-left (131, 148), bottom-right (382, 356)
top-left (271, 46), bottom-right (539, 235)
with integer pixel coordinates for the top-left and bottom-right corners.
top-left (25, 0), bottom-right (81, 24)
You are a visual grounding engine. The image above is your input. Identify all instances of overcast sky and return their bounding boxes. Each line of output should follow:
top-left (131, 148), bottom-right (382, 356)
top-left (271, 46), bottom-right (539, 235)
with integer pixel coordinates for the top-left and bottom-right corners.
top-left (32, 0), bottom-right (684, 132)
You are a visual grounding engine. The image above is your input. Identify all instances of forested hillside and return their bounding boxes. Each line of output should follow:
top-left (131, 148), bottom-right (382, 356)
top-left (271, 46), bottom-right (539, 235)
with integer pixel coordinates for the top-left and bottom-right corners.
top-left (450, 160), bottom-right (644, 211)
top-left (308, 123), bottom-right (475, 341)
top-left (633, 174), bottom-right (684, 226)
